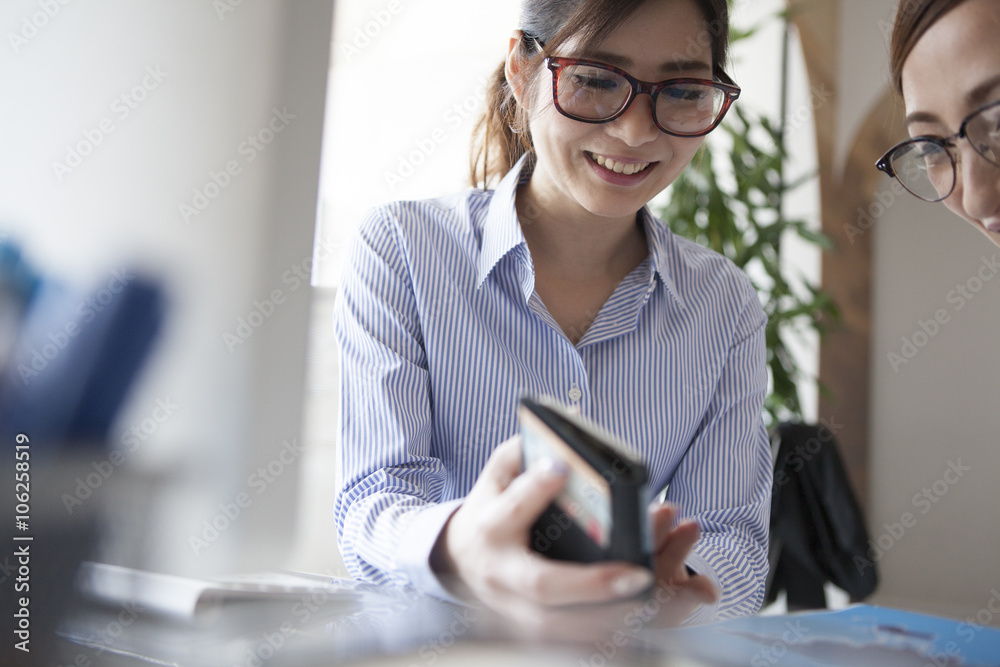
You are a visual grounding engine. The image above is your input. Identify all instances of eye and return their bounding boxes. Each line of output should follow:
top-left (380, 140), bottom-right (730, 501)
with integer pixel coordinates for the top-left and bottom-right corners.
top-left (570, 71), bottom-right (622, 93)
top-left (662, 86), bottom-right (710, 103)
top-left (918, 143), bottom-right (949, 162)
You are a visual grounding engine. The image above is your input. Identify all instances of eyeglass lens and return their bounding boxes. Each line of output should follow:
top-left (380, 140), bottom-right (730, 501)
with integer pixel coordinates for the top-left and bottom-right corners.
top-left (966, 101), bottom-right (1000, 164)
top-left (889, 102), bottom-right (1000, 202)
top-left (555, 63), bottom-right (726, 135)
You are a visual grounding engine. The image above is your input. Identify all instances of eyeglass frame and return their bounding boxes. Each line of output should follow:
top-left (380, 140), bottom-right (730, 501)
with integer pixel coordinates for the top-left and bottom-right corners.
top-left (875, 99), bottom-right (1000, 202)
top-left (543, 55), bottom-right (742, 138)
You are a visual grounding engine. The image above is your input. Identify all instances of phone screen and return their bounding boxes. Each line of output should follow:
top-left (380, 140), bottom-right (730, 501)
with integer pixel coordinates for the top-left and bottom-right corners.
top-left (520, 406), bottom-right (612, 548)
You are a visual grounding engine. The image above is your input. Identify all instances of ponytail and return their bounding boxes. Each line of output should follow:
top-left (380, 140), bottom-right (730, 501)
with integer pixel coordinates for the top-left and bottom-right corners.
top-left (470, 39), bottom-right (537, 190)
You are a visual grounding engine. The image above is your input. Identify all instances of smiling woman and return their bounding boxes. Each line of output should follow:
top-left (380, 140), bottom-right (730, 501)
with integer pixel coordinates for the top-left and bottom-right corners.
top-left (332, 0), bottom-right (771, 627)
top-left (878, 0), bottom-right (1000, 246)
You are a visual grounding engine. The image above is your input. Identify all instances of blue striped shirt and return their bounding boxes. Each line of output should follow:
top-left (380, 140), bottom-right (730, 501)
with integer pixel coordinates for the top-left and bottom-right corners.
top-left (333, 155), bottom-right (772, 620)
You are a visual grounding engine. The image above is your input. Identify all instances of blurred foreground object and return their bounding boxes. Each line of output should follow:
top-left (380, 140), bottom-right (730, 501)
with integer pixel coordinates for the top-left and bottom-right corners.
top-left (0, 238), bottom-right (164, 665)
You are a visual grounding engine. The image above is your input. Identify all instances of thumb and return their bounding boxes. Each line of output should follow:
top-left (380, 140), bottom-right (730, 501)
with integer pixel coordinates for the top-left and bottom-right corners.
top-left (476, 435), bottom-right (525, 495)
top-left (488, 457), bottom-right (568, 537)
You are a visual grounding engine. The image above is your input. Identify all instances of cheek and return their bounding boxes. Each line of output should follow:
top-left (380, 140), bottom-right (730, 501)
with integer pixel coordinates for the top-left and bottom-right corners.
top-left (943, 197), bottom-right (971, 223)
top-left (531, 108), bottom-right (597, 158)
top-left (663, 138), bottom-right (704, 174)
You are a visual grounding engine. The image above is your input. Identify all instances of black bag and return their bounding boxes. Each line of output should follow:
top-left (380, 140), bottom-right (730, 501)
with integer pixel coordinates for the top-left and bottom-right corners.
top-left (765, 422), bottom-right (878, 609)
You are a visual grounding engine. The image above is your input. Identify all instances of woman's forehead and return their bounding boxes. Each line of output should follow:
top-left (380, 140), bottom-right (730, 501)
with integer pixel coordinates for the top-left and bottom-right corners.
top-left (572, 0), bottom-right (714, 72)
top-left (902, 0), bottom-right (1000, 126)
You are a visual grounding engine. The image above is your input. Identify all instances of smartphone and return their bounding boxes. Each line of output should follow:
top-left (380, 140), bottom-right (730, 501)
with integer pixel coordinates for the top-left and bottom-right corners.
top-left (518, 395), bottom-right (653, 569)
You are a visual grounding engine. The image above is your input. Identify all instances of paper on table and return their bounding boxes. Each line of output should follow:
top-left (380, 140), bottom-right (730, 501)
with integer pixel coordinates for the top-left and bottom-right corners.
top-left (643, 604), bottom-right (1000, 666)
top-left (76, 561), bottom-right (364, 622)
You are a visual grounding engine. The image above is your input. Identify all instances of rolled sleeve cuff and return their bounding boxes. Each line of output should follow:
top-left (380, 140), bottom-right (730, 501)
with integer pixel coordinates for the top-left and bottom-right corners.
top-left (397, 498), bottom-right (466, 603)
top-left (683, 550), bottom-right (721, 625)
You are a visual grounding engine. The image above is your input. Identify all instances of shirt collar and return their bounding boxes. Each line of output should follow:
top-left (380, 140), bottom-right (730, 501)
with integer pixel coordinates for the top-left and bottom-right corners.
top-left (476, 153), bottom-right (534, 290)
top-left (638, 207), bottom-right (686, 310)
top-left (476, 153), bottom-right (686, 310)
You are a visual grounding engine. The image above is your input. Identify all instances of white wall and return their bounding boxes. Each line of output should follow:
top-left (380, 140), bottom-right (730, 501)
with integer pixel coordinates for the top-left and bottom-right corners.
top-left (315, 0), bottom-right (522, 286)
top-left (837, 1), bottom-right (1000, 623)
top-left (1, 0), bottom-right (332, 576)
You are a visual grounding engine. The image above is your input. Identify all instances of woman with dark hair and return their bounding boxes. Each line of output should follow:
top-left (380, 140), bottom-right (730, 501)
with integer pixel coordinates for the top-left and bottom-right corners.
top-left (333, 0), bottom-right (771, 623)
top-left (877, 0), bottom-right (1000, 246)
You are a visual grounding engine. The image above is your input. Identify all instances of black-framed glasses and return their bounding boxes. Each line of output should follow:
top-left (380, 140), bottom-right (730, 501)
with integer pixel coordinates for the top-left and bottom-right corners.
top-left (876, 99), bottom-right (1000, 202)
top-left (544, 56), bottom-right (741, 137)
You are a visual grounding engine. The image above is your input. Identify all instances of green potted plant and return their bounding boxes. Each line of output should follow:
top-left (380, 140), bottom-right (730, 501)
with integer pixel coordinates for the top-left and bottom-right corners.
top-left (658, 8), bottom-right (839, 427)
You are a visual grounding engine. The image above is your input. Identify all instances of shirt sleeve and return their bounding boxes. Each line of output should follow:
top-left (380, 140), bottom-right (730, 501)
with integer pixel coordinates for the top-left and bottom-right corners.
top-left (666, 286), bottom-right (772, 622)
top-left (332, 206), bottom-right (459, 600)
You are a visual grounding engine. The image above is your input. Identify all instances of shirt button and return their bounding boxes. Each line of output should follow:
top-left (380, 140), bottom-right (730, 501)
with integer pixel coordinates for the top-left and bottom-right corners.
top-left (568, 386), bottom-right (582, 402)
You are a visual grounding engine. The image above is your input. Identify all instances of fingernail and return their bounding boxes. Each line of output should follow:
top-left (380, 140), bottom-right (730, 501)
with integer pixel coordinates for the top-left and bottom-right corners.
top-left (611, 569), bottom-right (654, 597)
top-left (535, 457), bottom-right (567, 478)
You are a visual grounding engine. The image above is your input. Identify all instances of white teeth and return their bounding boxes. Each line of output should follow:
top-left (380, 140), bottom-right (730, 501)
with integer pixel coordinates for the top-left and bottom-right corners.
top-left (590, 152), bottom-right (650, 175)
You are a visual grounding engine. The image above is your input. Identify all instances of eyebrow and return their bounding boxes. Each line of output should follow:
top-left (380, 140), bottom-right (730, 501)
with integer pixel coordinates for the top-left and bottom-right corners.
top-left (580, 51), bottom-right (713, 76)
top-left (905, 73), bottom-right (1000, 129)
top-left (965, 73), bottom-right (1000, 108)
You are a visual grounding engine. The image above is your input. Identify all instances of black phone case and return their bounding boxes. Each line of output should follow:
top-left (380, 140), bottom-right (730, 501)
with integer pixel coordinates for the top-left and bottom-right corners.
top-left (519, 396), bottom-right (653, 569)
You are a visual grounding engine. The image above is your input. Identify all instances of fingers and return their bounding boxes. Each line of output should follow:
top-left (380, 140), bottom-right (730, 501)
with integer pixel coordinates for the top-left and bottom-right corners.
top-left (498, 554), bottom-right (655, 606)
top-left (650, 503), bottom-right (678, 553)
top-left (459, 442), bottom-right (715, 615)
top-left (657, 520), bottom-right (700, 573)
top-left (487, 455), bottom-right (568, 534)
top-left (474, 434), bottom-right (524, 496)
top-left (650, 503), bottom-right (705, 589)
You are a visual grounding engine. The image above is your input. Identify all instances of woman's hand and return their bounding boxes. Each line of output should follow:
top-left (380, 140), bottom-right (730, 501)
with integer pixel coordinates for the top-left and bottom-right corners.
top-left (434, 435), bottom-right (655, 615)
top-left (649, 503), bottom-right (718, 604)
top-left (484, 505), bottom-right (720, 643)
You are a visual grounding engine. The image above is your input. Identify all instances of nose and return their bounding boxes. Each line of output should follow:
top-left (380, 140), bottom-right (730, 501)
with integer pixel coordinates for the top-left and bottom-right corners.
top-left (607, 93), bottom-right (660, 147)
top-left (957, 143), bottom-right (1000, 222)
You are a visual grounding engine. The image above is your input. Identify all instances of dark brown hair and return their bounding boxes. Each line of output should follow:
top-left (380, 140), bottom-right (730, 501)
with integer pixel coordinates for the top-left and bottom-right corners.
top-left (889, 0), bottom-right (972, 94)
top-left (469, 0), bottom-right (731, 189)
